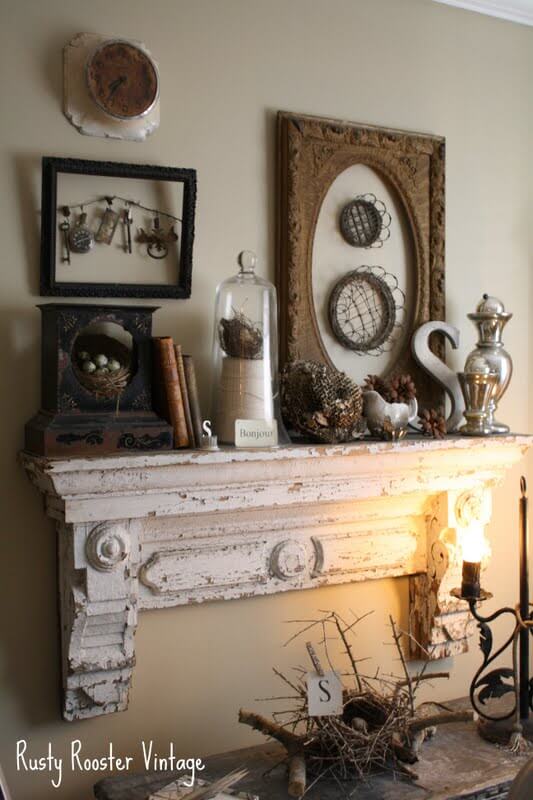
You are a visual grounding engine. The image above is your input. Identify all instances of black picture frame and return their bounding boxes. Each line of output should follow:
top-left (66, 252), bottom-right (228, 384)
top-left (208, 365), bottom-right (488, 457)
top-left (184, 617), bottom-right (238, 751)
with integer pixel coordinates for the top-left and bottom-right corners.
top-left (40, 156), bottom-right (196, 299)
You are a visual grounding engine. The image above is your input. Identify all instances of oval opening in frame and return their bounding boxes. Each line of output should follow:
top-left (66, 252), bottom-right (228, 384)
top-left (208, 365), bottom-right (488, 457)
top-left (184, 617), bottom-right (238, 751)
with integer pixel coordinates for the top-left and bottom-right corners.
top-left (312, 163), bottom-right (415, 385)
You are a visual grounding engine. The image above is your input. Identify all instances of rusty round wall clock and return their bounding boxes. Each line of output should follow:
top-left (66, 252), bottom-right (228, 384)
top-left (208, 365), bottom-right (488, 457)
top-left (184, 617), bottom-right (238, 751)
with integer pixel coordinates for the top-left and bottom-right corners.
top-left (86, 40), bottom-right (159, 120)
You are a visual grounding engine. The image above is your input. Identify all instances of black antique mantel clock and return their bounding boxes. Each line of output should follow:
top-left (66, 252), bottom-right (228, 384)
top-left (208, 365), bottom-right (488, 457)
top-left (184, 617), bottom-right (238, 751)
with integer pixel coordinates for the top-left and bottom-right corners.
top-left (25, 303), bottom-right (172, 456)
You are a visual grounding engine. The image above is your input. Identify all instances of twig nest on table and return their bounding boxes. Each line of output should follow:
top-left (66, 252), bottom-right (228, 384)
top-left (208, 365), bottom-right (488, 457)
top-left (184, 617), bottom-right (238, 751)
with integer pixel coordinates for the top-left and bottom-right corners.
top-left (239, 610), bottom-right (472, 795)
top-left (281, 360), bottom-right (363, 443)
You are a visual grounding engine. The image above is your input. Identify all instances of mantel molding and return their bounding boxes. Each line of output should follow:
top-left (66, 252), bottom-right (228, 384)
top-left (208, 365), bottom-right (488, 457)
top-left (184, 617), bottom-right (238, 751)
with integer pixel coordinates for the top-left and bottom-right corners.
top-left (21, 435), bottom-right (533, 720)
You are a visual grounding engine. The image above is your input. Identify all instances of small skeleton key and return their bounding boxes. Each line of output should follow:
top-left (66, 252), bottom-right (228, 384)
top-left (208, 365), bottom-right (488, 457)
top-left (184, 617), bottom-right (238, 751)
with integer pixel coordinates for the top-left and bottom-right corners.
top-left (124, 204), bottom-right (133, 254)
top-left (59, 207), bottom-right (71, 264)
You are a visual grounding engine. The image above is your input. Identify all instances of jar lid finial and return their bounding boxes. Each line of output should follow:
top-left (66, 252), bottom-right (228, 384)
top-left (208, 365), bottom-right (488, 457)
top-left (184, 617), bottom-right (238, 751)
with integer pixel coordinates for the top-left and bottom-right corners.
top-left (476, 294), bottom-right (505, 314)
top-left (238, 250), bottom-right (257, 273)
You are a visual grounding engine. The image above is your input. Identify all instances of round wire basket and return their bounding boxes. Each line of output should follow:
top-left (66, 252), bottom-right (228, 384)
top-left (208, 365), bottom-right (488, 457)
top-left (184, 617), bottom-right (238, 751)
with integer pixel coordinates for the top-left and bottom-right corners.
top-left (339, 194), bottom-right (392, 248)
top-left (328, 266), bottom-right (405, 355)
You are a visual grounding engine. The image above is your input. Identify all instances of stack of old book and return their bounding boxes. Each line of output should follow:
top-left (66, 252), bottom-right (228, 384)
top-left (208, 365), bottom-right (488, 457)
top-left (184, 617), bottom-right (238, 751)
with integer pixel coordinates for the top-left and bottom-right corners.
top-left (153, 337), bottom-right (203, 449)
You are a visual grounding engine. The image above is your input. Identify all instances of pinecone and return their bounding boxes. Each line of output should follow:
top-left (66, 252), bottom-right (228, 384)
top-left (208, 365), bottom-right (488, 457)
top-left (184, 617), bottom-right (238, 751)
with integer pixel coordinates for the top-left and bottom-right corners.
top-left (364, 374), bottom-right (390, 401)
top-left (420, 408), bottom-right (446, 439)
top-left (388, 373), bottom-right (417, 404)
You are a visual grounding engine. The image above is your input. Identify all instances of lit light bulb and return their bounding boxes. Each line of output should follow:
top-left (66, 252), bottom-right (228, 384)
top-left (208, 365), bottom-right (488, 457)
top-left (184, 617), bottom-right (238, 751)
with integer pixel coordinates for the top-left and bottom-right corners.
top-left (460, 523), bottom-right (487, 599)
top-left (461, 524), bottom-right (486, 564)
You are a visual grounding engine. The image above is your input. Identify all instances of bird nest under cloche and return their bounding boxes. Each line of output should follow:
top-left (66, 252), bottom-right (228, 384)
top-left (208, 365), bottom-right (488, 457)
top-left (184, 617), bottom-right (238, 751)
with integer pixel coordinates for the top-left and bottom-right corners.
top-left (72, 333), bottom-right (132, 400)
top-left (218, 310), bottom-right (264, 359)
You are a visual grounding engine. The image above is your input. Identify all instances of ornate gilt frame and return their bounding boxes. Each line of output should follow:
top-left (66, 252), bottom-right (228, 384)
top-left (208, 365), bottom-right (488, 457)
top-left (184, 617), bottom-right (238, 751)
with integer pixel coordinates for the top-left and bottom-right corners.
top-left (276, 111), bottom-right (445, 407)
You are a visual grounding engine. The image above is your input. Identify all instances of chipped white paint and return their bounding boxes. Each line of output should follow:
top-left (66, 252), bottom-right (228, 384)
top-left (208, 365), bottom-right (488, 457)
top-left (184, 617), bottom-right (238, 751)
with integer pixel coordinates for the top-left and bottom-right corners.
top-left (58, 519), bottom-right (138, 720)
top-left (63, 33), bottom-right (160, 141)
top-left (270, 539), bottom-right (313, 579)
top-left (21, 435), bottom-right (532, 720)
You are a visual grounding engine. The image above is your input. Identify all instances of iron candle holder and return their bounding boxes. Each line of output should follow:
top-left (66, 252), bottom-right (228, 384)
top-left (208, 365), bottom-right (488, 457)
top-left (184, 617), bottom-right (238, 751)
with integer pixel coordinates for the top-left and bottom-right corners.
top-left (452, 477), bottom-right (533, 746)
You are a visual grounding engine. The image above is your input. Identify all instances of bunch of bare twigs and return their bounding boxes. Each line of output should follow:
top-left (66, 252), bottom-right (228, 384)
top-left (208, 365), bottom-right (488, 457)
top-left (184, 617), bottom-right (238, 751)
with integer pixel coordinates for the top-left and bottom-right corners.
top-left (239, 611), bottom-right (472, 797)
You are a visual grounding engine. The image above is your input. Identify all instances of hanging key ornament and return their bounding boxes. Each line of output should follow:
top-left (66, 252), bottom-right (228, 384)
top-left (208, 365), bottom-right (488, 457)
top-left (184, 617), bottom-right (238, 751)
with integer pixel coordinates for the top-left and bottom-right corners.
top-left (340, 194), bottom-right (391, 248)
top-left (95, 197), bottom-right (119, 245)
top-left (59, 206), bottom-right (71, 264)
top-left (137, 214), bottom-right (178, 259)
top-left (68, 208), bottom-right (94, 254)
top-left (124, 203), bottom-right (133, 254)
top-left (59, 195), bottom-right (181, 260)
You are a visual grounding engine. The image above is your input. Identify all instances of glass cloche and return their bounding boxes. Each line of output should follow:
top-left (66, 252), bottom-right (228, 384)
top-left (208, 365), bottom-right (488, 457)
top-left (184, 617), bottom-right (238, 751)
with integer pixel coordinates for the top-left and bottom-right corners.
top-left (211, 251), bottom-right (288, 447)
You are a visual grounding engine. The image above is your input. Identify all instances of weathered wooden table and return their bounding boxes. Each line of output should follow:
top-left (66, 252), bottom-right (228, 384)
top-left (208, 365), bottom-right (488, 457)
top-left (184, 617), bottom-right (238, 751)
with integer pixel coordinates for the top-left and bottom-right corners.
top-left (94, 719), bottom-right (530, 800)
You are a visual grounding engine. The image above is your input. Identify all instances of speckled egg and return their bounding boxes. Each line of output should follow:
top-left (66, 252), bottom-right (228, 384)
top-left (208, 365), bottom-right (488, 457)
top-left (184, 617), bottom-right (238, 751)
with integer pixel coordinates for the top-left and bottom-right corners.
top-left (107, 359), bottom-right (121, 373)
top-left (94, 354), bottom-right (108, 367)
top-left (81, 360), bottom-right (96, 373)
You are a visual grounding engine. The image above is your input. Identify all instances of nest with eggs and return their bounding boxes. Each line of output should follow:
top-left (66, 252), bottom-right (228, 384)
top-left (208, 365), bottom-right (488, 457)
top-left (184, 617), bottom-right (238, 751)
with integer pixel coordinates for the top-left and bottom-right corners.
top-left (73, 334), bottom-right (132, 400)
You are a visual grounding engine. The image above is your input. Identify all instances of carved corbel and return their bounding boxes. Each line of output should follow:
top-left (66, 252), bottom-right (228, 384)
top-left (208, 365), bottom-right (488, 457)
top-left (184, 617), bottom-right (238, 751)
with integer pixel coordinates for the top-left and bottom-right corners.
top-left (59, 520), bottom-right (139, 720)
top-left (409, 489), bottom-right (491, 660)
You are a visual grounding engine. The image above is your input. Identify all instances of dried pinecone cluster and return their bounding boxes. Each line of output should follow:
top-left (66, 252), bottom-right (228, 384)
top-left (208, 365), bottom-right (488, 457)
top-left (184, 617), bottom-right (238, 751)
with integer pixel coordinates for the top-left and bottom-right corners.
top-left (281, 361), bottom-right (363, 443)
top-left (364, 373), bottom-right (417, 404)
top-left (419, 408), bottom-right (447, 439)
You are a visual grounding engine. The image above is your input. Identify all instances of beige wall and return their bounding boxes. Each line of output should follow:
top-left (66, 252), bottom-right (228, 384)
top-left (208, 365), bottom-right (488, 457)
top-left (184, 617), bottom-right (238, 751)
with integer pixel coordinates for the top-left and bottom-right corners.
top-left (0, 1), bottom-right (532, 798)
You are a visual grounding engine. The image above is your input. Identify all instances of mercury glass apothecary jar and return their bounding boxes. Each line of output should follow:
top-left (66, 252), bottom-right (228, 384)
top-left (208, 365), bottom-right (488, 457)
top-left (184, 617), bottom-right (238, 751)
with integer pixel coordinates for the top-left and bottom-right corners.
top-left (211, 251), bottom-right (288, 447)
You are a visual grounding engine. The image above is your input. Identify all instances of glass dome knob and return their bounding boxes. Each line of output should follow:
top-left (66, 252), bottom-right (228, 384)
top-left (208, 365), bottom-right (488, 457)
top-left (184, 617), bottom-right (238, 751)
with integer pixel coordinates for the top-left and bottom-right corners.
top-left (238, 250), bottom-right (257, 273)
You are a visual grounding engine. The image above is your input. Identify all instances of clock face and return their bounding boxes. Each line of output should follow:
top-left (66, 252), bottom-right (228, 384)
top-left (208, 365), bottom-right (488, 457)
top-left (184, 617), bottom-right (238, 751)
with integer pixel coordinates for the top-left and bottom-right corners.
top-left (69, 225), bottom-right (94, 254)
top-left (86, 40), bottom-right (159, 120)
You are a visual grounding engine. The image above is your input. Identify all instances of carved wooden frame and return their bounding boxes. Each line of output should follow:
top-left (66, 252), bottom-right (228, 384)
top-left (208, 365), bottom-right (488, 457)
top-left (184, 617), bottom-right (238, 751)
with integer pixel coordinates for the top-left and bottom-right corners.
top-left (276, 111), bottom-right (445, 407)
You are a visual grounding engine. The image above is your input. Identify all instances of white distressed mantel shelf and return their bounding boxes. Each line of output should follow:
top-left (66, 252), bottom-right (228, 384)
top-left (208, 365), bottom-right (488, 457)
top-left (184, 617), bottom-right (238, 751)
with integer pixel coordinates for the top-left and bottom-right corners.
top-left (21, 434), bottom-right (532, 721)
